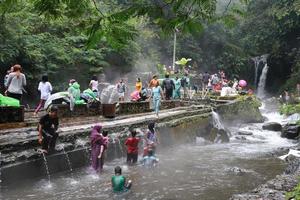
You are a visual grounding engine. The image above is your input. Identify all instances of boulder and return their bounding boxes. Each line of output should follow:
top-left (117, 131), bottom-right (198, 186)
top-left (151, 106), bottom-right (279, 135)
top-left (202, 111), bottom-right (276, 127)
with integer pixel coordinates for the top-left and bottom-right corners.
top-left (281, 124), bottom-right (300, 140)
top-left (262, 122), bottom-right (282, 132)
top-left (237, 131), bottom-right (253, 136)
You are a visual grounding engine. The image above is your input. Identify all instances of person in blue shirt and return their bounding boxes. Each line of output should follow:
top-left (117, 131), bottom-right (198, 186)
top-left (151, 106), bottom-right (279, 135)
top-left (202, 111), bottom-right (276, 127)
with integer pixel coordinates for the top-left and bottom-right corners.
top-left (142, 150), bottom-right (159, 168)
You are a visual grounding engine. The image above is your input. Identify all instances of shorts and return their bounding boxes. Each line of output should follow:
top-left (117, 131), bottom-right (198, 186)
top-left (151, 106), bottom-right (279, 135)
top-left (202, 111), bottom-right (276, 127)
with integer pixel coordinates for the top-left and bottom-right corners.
top-left (118, 92), bottom-right (125, 98)
top-left (127, 153), bottom-right (138, 163)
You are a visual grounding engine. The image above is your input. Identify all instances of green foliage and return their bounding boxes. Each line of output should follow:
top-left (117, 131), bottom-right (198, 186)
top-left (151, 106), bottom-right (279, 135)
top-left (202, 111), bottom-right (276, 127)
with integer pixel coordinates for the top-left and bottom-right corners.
top-left (280, 103), bottom-right (300, 116)
top-left (286, 182), bottom-right (300, 200)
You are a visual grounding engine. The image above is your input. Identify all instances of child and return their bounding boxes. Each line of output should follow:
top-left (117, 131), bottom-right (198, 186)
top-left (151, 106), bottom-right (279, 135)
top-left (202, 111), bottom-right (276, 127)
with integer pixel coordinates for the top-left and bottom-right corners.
top-left (111, 166), bottom-right (132, 193)
top-left (142, 150), bottom-right (159, 168)
top-left (125, 129), bottom-right (140, 164)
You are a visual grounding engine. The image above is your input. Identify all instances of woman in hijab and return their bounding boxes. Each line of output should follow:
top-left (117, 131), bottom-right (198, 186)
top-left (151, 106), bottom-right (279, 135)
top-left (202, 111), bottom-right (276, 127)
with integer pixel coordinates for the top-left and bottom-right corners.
top-left (90, 125), bottom-right (108, 172)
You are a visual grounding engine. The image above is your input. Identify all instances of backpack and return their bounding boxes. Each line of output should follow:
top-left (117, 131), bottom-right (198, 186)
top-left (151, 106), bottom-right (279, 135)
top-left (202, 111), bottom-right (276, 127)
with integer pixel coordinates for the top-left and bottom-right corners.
top-left (181, 77), bottom-right (187, 87)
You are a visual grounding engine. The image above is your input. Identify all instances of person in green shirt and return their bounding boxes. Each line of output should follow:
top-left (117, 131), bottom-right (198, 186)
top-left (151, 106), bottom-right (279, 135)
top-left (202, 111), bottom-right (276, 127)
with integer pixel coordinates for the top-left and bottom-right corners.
top-left (111, 166), bottom-right (132, 193)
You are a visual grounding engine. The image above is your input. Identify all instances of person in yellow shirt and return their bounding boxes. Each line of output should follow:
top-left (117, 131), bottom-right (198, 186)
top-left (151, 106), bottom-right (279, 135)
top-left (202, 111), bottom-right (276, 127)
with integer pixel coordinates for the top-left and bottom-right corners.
top-left (135, 78), bottom-right (142, 92)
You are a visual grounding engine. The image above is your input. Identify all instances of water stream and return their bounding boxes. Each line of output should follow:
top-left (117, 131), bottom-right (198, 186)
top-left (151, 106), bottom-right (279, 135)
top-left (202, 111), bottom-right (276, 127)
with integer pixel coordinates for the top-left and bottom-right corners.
top-left (1, 101), bottom-right (296, 200)
top-left (41, 153), bottom-right (51, 187)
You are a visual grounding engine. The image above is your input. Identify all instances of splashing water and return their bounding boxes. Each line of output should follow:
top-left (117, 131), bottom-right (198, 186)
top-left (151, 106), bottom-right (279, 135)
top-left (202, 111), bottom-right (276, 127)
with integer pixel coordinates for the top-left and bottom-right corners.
top-left (42, 153), bottom-right (51, 186)
top-left (257, 64), bottom-right (269, 98)
top-left (212, 111), bottom-right (225, 130)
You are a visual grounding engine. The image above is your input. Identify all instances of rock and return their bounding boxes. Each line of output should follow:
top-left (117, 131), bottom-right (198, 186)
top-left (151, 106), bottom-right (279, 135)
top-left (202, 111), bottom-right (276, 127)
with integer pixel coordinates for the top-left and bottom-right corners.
top-left (235, 136), bottom-right (247, 141)
top-left (262, 122), bottom-right (282, 132)
top-left (281, 124), bottom-right (300, 140)
top-left (237, 131), bottom-right (253, 136)
top-left (227, 167), bottom-right (247, 175)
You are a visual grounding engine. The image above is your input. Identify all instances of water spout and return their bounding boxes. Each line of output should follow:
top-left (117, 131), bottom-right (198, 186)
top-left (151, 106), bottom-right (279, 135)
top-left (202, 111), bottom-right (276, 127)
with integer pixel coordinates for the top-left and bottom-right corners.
top-left (212, 111), bottom-right (225, 130)
top-left (42, 153), bottom-right (51, 186)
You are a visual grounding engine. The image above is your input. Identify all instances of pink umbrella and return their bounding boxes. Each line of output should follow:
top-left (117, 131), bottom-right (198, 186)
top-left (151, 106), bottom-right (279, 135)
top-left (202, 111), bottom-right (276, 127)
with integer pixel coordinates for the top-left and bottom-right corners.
top-left (239, 80), bottom-right (247, 88)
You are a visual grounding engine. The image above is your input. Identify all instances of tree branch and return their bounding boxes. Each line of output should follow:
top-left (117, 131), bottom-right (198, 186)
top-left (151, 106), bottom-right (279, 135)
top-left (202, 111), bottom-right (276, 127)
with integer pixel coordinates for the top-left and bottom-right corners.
top-left (223, 0), bottom-right (233, 15)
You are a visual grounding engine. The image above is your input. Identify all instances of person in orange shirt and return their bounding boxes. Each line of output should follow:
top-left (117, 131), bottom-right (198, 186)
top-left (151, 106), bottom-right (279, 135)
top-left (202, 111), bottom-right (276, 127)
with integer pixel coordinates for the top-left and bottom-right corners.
top-left (149, 75), bottom-right (159, 88)
top-left (135, 77), bottom-right (142, 92)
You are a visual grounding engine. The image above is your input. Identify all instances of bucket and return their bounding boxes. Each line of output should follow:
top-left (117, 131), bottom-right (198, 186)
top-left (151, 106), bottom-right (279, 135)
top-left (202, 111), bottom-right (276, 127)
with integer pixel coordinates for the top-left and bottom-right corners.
top-left (102, 104), bottom-right (116, 118)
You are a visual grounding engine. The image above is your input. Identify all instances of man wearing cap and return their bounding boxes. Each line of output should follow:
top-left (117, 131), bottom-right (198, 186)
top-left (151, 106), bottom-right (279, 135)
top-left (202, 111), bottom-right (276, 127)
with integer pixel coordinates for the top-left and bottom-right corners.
top-left (38, 106), bottom-right (59, 153)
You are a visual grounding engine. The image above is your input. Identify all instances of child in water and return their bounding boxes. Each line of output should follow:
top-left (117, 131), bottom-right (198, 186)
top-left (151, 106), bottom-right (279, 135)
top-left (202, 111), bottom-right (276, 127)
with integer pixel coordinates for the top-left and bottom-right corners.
top-left (125, 129), bottom-right (140, 165)
top-left (142, 149), bottom-right (159, 168)
top-left (111, 166), bottom-right (132, 193)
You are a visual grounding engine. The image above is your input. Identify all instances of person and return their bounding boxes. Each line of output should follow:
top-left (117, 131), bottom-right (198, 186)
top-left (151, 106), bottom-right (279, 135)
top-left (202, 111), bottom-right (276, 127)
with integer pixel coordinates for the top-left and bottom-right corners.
top-left (297, 83), bottom-right (300, 97)
top-left (38, 106), bottom-right (59, 154)
top-left (90, 125), bottom-right (109, 172)
top-left (68, 79), bottom-right (82, 111)
top-left (116, 79), bottom-right (126, 102)
top-left (89, 75), bottom-right (99, 95)
top-left (34, 75), bottom-right (53, 116)
top-left (111, 166), bottom-right (132, 193)
top-left (181, 73), bottom-right (189, 98)
top-left (5, 64), bottom-right (26, 102)
top-left (283, 89), bottom-right (290, 103)
top-left (125, 129), bottom-right (140, 164)
top-left (149, 75), bottom-right (159, 88)
top-left (151, 82), bottom-right (164, 117)
top-left (162, 74), bottom-right (175, 100)
top-left (143, 122), bottom-right (159, 156)
top-left (139, 87), bottom-right (149, 101)
top-left (203, 72), bottom-right (210, 90)
top-left (173, 76), bottom-right (181, 99)
top-left (142, 149), bottom-right (159, 168)
top-left (135, 78), bottom-right (142, 92)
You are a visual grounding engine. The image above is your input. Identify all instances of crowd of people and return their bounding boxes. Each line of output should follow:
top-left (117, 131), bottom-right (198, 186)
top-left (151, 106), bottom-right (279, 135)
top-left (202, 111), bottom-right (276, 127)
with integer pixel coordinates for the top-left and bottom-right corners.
top-left (37, 104), bottom-right (159, 193)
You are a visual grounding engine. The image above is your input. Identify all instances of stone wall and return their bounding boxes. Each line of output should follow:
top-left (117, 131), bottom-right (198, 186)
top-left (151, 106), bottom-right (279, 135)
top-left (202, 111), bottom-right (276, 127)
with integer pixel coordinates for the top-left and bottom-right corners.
top-left (160, 100), bottom-right (181, 110)
top-left (118, 101), bottom-right (150, 114)
top-left (0, 106), bottom-right (24, 123)
top-left (54, 102), bottom-right (102, 118)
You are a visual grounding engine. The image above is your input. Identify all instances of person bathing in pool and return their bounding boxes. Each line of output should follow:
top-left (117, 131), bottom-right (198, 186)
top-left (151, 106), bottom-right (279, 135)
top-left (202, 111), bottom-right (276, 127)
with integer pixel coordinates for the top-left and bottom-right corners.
top-left (111, 166), bottom-right (132, 193)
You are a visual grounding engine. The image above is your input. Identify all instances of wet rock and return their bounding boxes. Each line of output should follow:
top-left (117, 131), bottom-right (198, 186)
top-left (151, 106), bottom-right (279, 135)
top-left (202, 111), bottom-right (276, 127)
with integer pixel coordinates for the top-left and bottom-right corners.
top-left (235, 136), bottom-right (247, 141)
top-left (262, 122), bottom-right (282, 132)
top-left (281, 124), bottom-right (300, 140)
top-left (237, 131), bottom-right (253, 136)
top-left (227, 167), bottom-right (247, 175)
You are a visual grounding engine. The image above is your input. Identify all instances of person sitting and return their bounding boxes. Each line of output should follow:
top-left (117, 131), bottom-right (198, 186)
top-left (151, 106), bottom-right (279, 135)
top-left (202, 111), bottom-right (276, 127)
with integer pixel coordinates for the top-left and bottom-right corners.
top-left (142, 149), bottom-right (159, 168)
top-left (111, 166), bottom-right (132, 193)
top-left (130, 90), bottom-right (141, 102)
top-left (139, 87), bottom-right (149, 101)
top-left (38, 106), bottom-right (59, 154)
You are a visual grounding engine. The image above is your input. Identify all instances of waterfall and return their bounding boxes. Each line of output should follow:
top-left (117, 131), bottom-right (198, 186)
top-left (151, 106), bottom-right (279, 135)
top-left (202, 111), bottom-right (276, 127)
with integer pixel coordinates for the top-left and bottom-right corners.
top-left (212, 111), bottom-right (225, 130)
top-left (257, 64), bottom-right (269, 98)
top-left (252, 57), bottom-right (260, 87)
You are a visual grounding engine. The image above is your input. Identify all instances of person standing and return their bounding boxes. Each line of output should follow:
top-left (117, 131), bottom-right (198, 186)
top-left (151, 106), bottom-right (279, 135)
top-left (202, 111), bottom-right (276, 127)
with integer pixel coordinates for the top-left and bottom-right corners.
top-left (34, 75), bottom-right (52, 116)
top-left (90, 125), bottom-right (109, 172)
top-left (117, 79), bottom-right (126, 102)
top-left (162, 74), bottom-right (175, 100)
top-left (173, 77), bottom-right (181, 99)
top-left (125, 129), bottom-right (140, 164)
top-left (5, 64), bottom-right (26, 102)
top-left (151, 82), bottom-right (164, 118)
top-left (38, 106), bottom-right (59, 154)
top-left (203, 72), bottom-right (210, 90)
top-left (135, 77), bottom-right (142, 92)
top-left (143, 122), bottom-right (159, 156)
top-left (89, 75), bottom-right (99, 95)
top-left (149, 75), bottom-right (159, 88)
top-left (181, 73), bottom-right (189, 98)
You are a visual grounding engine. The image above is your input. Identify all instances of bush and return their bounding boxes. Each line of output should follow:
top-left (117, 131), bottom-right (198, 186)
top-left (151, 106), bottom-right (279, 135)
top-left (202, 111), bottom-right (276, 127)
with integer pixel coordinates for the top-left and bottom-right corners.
top-left (280, 104), bottom-right (300, 116)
